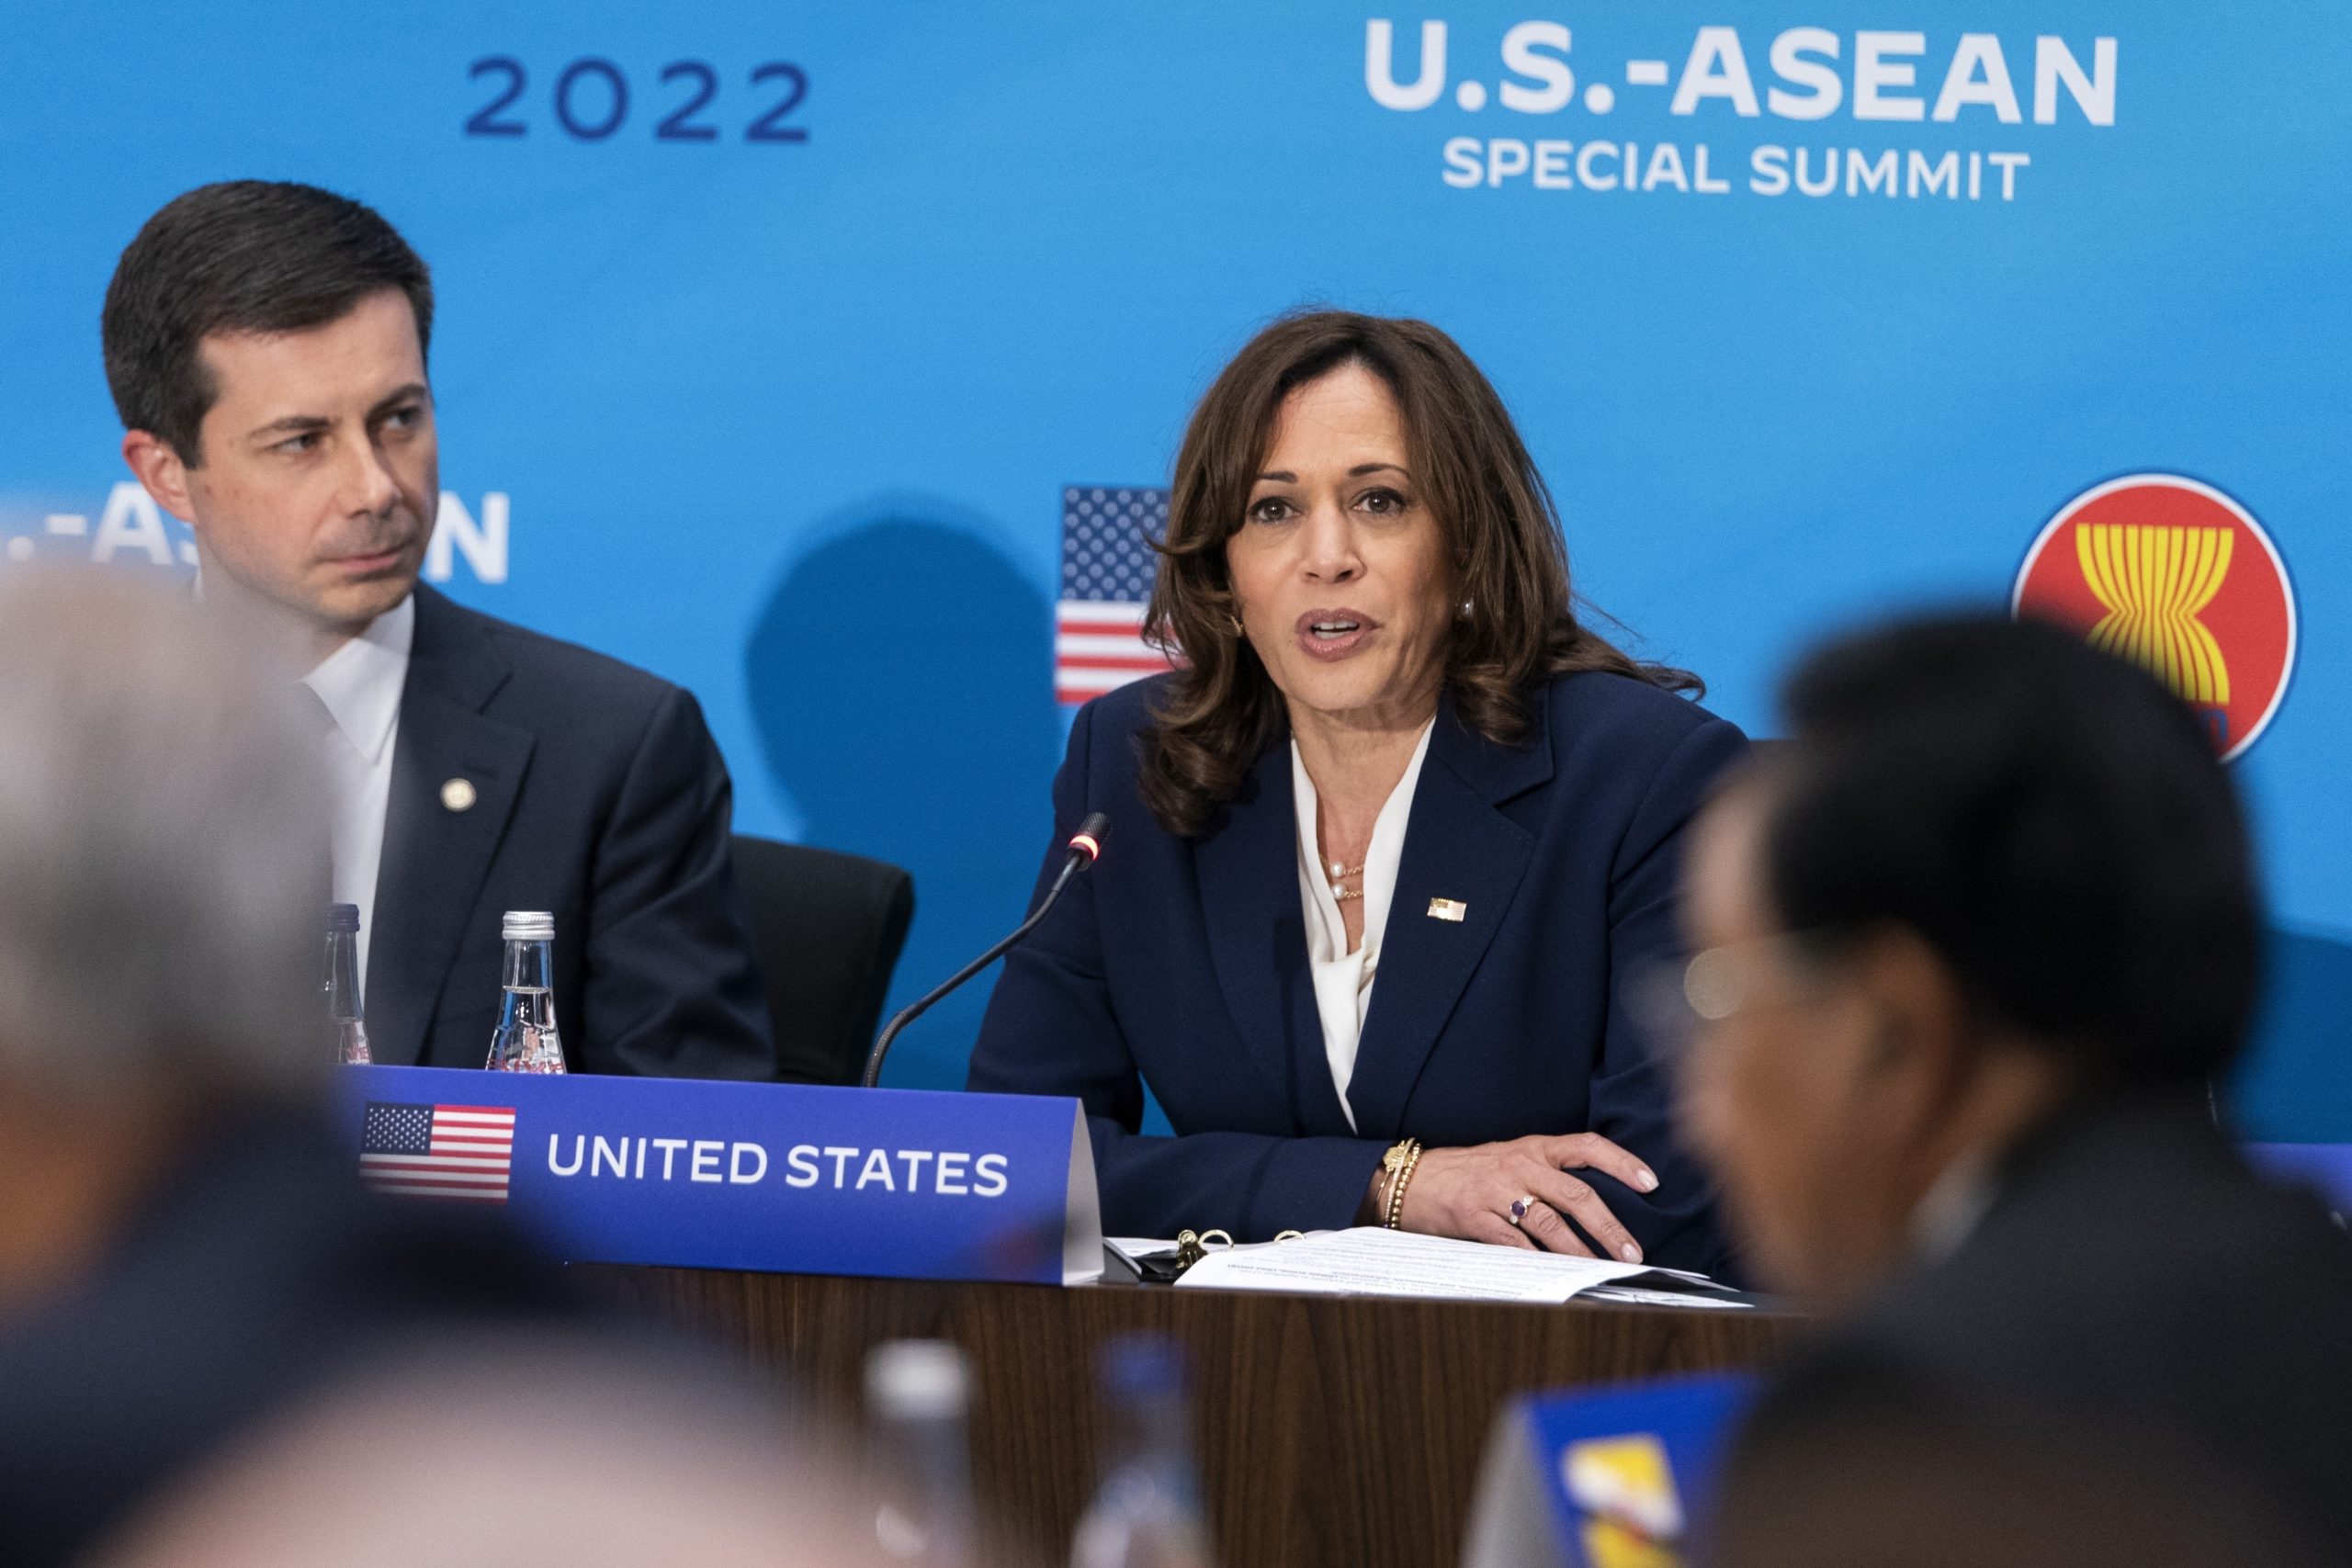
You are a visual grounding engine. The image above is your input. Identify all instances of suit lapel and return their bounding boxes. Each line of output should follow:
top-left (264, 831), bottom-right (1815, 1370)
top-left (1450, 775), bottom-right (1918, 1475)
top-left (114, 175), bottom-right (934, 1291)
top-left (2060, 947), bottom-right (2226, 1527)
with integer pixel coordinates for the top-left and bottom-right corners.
top-left (1193, 739), bottom-right (1355, 1134)
top-left (1341, 694), bottom-right (1552, 1139)
top-left (365, 588), bottom-right (534, 1066)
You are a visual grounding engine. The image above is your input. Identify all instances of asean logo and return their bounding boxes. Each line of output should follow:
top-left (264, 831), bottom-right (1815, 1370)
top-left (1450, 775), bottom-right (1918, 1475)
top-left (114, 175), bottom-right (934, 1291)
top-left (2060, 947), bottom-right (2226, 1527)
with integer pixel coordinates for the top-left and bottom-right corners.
top-left (2013, 474), bottom-right (2297, 761)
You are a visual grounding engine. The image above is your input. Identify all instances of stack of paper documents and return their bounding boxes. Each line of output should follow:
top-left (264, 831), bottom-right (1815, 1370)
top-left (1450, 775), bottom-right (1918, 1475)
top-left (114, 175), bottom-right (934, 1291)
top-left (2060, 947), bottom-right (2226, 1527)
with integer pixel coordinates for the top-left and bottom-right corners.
top-left (1109, 1229), bottom-right (1747, 1307)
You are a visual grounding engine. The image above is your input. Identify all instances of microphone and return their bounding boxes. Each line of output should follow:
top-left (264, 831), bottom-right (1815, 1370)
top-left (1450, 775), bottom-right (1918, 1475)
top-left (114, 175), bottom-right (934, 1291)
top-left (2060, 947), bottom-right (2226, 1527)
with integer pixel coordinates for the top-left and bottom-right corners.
top-left (860, 812), bottom-right (1109, 1089)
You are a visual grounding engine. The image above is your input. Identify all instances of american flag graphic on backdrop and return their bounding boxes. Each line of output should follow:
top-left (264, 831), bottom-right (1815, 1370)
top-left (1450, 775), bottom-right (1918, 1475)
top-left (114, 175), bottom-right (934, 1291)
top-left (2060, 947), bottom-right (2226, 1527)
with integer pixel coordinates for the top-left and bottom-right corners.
top-left (1056, 486), bottom-right (1179, 704)
top-left (359, 1101), bottom-right (516, 1203)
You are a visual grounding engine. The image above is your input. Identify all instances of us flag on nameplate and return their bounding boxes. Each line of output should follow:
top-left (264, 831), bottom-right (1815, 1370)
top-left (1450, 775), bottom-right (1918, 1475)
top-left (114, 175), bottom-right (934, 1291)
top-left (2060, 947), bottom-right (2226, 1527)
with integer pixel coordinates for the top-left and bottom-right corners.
top-left (359, 1101), bottom-right (517, 1203)
top-left (1057, 486), bottom-right (1179, 705)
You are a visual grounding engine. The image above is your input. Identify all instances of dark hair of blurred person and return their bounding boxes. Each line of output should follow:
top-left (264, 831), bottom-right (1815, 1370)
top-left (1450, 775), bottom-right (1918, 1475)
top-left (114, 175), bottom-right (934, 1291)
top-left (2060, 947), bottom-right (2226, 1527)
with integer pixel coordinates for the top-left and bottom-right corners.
top-left (1670, 613), bottom-right (2352, 1559)
top-left (1767, 611), bottom-right (2256, 1094)
top-left (0, 568), bottom-right (569, 1568)
top-left (972, 310), bottom-right (1745, 1269)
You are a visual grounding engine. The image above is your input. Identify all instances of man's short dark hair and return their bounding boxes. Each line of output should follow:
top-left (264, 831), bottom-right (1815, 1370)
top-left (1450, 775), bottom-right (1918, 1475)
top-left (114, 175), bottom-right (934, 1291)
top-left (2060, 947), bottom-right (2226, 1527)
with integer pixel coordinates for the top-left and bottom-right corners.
top-left (1761, 614), bottom-right (2260, 1088)
top-left (102, 181), bottom-right (433, 465)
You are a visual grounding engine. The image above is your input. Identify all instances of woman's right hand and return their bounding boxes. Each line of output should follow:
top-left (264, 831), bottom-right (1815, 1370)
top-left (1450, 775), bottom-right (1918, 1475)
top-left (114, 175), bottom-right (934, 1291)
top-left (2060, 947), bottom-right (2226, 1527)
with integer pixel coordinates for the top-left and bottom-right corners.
top-left (1382, 1134), bottom-right (1661, 1262)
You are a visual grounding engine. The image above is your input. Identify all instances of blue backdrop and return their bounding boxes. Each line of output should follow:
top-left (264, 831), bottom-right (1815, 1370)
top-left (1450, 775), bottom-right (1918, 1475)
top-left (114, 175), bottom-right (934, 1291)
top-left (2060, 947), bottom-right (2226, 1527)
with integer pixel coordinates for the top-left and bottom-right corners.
top-left (2, 5), bottom-right (2344, 1131)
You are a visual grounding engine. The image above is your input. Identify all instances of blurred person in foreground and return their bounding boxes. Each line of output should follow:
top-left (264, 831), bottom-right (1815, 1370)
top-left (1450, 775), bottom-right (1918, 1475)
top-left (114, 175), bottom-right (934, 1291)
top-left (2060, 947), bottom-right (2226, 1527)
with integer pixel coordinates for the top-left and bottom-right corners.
top-left (0, 569), bottom-right (569, 1568)
top-left (1702, 1408), bottom-right (2323, 1568)
top-left (104, 180), bottom-right (779, 1079)
top-left (1665, 614), bottom-right (2352, 1560)
top-left (92, 1343), bottom-right (896, 1568)
top-left (970, 311), bottom-right (1742, 1268)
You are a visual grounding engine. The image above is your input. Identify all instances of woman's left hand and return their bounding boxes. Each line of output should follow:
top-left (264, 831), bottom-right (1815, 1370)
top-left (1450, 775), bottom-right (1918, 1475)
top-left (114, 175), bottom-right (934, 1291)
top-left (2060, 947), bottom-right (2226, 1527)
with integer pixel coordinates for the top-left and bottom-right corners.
top-left (1391, 1133), bottom-right (1660, 1261)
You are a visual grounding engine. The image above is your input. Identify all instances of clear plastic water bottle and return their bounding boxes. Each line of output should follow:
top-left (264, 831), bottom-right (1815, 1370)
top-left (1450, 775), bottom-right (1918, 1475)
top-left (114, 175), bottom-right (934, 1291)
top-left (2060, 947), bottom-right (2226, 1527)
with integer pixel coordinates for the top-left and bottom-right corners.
top-left (1069, 1335), bottom-right (1218, 1568)
top-left (485, 910), bottom-right (566, 1073)
top-left (323, 902), bottom-right (370, 1065)
top-left (865, 1340), bottom-right (978, 1568)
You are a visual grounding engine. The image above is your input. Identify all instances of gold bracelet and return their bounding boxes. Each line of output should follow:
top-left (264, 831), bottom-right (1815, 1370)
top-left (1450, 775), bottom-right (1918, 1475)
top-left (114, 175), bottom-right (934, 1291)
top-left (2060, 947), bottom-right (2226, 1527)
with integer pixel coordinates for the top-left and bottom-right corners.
top-left (1384, 1139), bottom-right (1424, 1230)
top-left (1386, 1145), bottom-right (1424, 1229)
top-left (1377, 1137), bottom-right (1417, 1224)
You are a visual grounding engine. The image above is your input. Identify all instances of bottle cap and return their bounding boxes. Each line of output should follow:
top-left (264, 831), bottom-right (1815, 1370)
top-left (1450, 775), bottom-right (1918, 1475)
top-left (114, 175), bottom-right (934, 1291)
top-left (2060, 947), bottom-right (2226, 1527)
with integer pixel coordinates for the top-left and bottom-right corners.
top-left (866, 1339), bottom-right (971, 1422)
top-left (502, 910), bottom-right (556, 942)
top-left (325, 903), bottom-right (361, 934)
top-left (1099, 1334), bottom-right (1187, 1400)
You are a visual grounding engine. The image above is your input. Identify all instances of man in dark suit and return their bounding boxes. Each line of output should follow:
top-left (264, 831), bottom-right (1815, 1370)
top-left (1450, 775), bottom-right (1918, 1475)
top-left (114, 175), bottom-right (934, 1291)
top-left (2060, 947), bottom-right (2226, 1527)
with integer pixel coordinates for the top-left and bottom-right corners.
top-left (1668, 615), bottom-right (2352, 1561)
top-left (106, 180), bottom-right (777, 1077)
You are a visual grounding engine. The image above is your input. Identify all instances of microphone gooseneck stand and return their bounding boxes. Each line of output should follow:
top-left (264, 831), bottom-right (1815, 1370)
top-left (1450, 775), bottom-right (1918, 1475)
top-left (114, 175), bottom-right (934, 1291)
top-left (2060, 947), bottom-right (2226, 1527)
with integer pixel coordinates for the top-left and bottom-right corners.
top-left (859, 812), bottom-right (1109, 1089)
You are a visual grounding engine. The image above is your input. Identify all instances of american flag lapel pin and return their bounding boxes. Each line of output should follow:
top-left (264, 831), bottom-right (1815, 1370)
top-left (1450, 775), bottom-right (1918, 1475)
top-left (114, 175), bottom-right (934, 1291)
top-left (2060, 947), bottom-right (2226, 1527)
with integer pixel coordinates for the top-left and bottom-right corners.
top-left (1427, 897), bottom-right (1467, 922)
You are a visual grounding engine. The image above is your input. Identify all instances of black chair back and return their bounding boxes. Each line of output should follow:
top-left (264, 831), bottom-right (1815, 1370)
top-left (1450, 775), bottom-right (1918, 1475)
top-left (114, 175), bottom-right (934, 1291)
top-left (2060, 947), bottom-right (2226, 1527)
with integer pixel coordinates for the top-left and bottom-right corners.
top-left (730, 835), bottom-right (914, 1085)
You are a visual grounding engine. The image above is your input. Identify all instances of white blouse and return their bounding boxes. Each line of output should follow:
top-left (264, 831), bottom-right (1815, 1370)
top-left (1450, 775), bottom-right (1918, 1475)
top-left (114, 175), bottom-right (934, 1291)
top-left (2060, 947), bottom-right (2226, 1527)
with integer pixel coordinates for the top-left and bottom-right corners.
top-left (1292, 722), bottom-right (1435, 1131)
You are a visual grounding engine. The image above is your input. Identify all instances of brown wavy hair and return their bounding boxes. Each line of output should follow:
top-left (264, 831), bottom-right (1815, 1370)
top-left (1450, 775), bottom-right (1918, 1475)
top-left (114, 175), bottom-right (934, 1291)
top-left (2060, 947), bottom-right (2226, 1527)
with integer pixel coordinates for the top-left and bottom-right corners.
top-left (1137, 310), bottom-right (1699, 839)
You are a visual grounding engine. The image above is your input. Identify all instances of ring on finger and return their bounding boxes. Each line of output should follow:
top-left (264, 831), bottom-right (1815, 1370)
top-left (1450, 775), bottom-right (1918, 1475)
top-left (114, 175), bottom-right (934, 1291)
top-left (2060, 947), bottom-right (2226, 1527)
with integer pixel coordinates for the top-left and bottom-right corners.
top-left (1507, 1195), bottom-right (1539, 1227)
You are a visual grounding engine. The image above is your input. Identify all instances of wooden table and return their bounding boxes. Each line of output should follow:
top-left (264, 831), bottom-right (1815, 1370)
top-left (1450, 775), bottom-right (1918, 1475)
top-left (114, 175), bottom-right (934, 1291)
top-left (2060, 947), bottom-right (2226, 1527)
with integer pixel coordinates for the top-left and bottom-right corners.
top-left (591, 1259), bottom-right (1799, 1568)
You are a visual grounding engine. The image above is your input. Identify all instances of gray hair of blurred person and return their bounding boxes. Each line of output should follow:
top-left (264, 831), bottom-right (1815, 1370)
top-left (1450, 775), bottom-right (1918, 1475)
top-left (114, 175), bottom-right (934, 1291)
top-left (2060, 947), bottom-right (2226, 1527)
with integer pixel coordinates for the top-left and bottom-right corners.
top-left (0, 566), bottom-right (326, 1097)
top-left (91, 1339), bottom-right (898, 1568)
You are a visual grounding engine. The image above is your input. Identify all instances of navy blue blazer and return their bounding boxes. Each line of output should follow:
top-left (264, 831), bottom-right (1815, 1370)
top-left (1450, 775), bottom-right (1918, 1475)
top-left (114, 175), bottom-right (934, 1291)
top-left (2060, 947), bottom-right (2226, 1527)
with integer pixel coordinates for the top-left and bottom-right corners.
top-left (364, 585), bottom-right (778, 1079)
top-left (968, 670), bottom-right (1744, 1274)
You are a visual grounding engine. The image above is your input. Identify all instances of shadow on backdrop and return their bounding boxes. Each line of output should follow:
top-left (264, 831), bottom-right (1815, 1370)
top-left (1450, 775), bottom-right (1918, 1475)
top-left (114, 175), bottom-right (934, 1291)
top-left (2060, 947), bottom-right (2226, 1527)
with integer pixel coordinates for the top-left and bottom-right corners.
top-left (745, 508), bottom-right (1057, 1090)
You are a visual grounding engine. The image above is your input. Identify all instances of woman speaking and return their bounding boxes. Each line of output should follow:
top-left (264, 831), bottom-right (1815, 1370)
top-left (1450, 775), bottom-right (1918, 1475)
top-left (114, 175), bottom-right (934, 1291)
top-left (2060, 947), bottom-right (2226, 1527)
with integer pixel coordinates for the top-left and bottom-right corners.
top-left (969, 311), bottom-right (1743, 1273)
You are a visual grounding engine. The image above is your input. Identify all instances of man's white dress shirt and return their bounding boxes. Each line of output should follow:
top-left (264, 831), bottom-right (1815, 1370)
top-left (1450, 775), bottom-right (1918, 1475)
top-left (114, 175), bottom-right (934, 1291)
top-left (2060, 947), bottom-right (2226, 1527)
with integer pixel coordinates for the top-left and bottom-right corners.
top-left (300, 594), bottom-right (414, 991)
top-left (1291, 721), bottom-right (1434, 1132)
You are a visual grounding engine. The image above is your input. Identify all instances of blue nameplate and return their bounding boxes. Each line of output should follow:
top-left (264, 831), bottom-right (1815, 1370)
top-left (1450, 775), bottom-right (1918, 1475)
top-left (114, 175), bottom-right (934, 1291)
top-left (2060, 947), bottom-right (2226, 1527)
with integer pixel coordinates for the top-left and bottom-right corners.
top-left (2249, 1142), bottom-right (2352, 1217)
top-left (1464, 1371), bottom-right (1755, 1568)
top-left (335, 1065), bottom-right (1102, 1285)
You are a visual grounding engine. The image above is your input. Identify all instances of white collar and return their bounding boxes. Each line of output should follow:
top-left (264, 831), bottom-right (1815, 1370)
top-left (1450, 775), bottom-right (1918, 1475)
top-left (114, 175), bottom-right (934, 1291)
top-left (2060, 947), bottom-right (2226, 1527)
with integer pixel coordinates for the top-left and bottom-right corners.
top-left (1292, 719), bottom-right (1436, 962)
top-left (300, 594), bottom-right (415, 766)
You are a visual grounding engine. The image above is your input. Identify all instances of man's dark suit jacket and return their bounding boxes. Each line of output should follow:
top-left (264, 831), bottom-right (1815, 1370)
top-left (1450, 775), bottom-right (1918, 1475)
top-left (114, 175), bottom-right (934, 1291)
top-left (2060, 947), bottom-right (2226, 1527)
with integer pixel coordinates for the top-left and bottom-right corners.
top-left (1717, 1092), bottom-right (2352, 1559)
top-left (367, 585), bottom-right (777, 1077)
top-left (0, 1111), bottom-right (573, 1568)
top-left (967, 670), bottom-right (1743, 1272)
